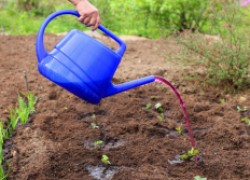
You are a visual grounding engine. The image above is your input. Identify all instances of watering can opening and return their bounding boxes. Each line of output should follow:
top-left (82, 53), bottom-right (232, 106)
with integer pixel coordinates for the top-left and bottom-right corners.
top-left (36, 10), bottom-right (155, 104)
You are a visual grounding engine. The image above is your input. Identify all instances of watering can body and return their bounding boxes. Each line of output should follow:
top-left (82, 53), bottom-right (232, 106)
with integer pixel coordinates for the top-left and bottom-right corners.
top-left (36, 10), bottom-right (155, 104)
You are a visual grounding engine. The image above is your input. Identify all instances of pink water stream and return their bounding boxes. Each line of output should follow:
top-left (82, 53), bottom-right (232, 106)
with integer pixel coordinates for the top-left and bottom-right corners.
top-left (155, 75), bottom-right (195, 148)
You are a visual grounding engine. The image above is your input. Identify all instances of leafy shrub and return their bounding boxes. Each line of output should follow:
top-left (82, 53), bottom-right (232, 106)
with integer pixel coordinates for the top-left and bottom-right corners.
top-left (16, 0), bottom-right (55, 16)
top-left (143, 0), bottom-right (211, 32)
top-left (177, 1), bottom-right (250, 91)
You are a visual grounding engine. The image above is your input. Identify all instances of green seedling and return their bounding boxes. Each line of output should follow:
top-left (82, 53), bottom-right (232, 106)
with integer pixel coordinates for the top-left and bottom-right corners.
top-left (0, 165), bottom-right (5, 180)
top-left (0, 148), bottom-right (3, 172)
top-left (16, 95), bottom-right (30, 124)
top-left (0, 93), bottom-right (36, 180)
top-left (5, 120), bottom-right (13, 139)
top-left (9, 107), bottom-right (19, 129)
top-left (241, 117), bottom-right (250, 126)
top-left (157, 113), bottom-right (165, 122)
top-left (94, 140), bottom-right (104, 148)
top-left (175, 126), bottom-right (183, 135)
top-left (91, 122), bottom-right (99, 129)
top-left (155, 102), bottom-right (164, 113)
top-left (237, 105), bottom-right (248, 112)
top-left (0, 122), bottom-right (4, 145)
top-left (26, 92), bottom-right (37, 113)
top-left (145, 103), bottom-right (152, 110)
top-left (101, 154), bottom-right (111, 165)
top-left (0, 160), bottom-right (10, 180)
top-left (0, 121), bottom-right (8, 140)
top-left (180, 147), bottom-right (199, 161)
top-left (219, 98), bottom-right (225, 104)
top-left (194, 176), bottom-right (207, 180)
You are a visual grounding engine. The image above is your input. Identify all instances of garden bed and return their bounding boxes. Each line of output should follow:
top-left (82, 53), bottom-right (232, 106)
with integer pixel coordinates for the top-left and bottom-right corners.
top-left (0, 34), bottom-right (250, 179)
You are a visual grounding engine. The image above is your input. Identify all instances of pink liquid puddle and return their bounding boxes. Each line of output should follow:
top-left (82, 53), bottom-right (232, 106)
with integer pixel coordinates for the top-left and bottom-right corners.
top-left (155, 75), bottom-right (195, 148)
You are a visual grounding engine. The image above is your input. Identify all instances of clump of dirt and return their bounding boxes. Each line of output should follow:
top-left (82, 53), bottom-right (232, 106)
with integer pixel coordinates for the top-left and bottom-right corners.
top-left (0, 34), bottom-right (250, 179)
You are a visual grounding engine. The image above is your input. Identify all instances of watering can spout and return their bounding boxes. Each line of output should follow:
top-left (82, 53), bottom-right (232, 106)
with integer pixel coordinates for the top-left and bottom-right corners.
top-left (104, 75), bottom-right (155, 98)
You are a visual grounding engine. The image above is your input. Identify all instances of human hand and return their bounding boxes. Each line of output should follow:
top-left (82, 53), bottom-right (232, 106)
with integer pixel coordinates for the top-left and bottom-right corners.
top-left (70, 0), bottom-right (100, 30)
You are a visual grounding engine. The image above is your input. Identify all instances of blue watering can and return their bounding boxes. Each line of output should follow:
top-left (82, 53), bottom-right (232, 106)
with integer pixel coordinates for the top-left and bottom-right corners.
top-left (36, 10), bottom-right (155, 104)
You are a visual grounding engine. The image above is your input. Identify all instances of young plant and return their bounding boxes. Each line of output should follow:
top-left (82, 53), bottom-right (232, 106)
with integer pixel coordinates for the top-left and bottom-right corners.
top-left (0, 148), bottom-right (3, 178)
top-left (237, 105), bottom-right (248, 112)
top-left (101, 154), bottom-right (111, 165)
top-left (157, 113), bottom-right (165, 122)
top-left (175, 125), bottom-right (183, 135)
top-left (154, 102), bottom-right (165, 122)
top-left (145, 103), bottom-right (152, 110)
top-left (0, 93), bottom-right (36, 180)
top-left (94, 140), bottom-right (104, 148)
top-left (26, 92), bottom-right (37, 113)
top-left (16, 95), bottom-right (29, 124)
top-left (0, 165), bottom-right (5, 180)
top-left (180, 147), bottom-right (199, 161)
top-left (9, 107), bottom-right (19, 129)
top-left (0, 121), bottom-right (8, 179)
top-left (194, 176), bottom-right (207, 180)
top-left (219, 98), bottom-right (225, 104)
top-left (91, 122), bottom-right (99, 129)
top-left (155, 102), bottom-right (164, 113)
top-left (241, 117), bottom-right (250, 126)
top-left (5, 120), bottom-right (13, 139)
top-left (0, 122), bottom-right (4, 144)
top-left (0, 121), bottom-right (9, 141)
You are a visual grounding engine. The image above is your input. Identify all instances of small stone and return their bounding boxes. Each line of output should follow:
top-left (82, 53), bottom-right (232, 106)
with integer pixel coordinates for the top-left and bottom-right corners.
top-left (239, 96), bottom-right (247, 103)
top-left (12, 150), bottom-right (17, 157)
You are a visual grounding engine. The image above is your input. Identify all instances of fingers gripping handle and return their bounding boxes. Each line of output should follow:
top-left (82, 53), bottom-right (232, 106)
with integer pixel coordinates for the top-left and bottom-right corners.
top-left (36, 10), bottom-right (126, 63)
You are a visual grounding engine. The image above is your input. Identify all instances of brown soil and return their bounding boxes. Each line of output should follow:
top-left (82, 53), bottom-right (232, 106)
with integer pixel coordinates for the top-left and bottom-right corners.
top-left (0, 33), bottom-right (250, 180)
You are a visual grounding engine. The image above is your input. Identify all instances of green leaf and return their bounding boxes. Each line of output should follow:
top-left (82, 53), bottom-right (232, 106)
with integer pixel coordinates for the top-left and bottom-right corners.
top-left (157, 113), bottom-right (165, 122)
top-left (237, 105), bottom-right (248, 112)
top-left (188, 148), bottom-right (199, 156)
top-left (16, 95), bottom-right (29, 124)
top-left (219, 98), bottom-right (225, 104)
top-left (91, 122), bottom-right (99, 129)
top-left (180, 148), bottom-right (199, 160)
top-left (175, 126), bottom-right (183, 135)
top-left (241, 117), bottom-right (250, 126)
top-left (0, 122), bottom-right (4, 145)
top-left (101, 154), bottom-right (111, 165)
top-left (9, 107), bottom-right (19, 129)
top-left (180, 154), bottom-right (189, 160)
top-left (155, 102), bottom-right (164, 112)
top-left (26, 92), bottom-right (37, 113)
top-left (94, 140), bottom-right (104, 147)
top-left (145, 103), bottom-right (152, 109)
top-left (155, 102), bottom-right (162, 109)
top-left (194, 176), bottom-right (207, 180)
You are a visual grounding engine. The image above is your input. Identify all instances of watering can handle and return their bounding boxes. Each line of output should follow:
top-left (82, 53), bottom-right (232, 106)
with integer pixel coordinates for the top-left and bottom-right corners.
top-left (36, 10), bottom-right (126, 62)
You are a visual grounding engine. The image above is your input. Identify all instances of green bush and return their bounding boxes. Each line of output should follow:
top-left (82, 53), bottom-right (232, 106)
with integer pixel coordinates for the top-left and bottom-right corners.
top-left (177, 2), bottom-right (250, 91)
top-left (16, 0), bottom-right (56, 16)
top-left (142, 0), bottom-right (211, 32)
